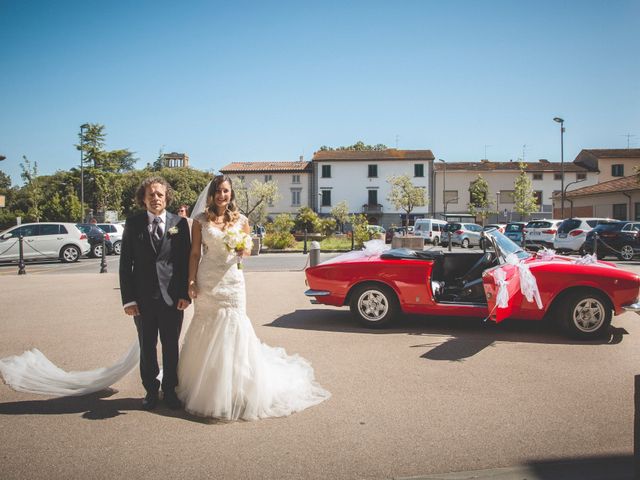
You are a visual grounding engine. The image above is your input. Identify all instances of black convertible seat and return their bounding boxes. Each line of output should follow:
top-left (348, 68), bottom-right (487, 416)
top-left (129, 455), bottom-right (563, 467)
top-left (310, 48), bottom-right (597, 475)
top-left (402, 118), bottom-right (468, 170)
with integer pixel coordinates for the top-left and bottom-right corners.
top-left (380, 248), bottom-right (443, 261)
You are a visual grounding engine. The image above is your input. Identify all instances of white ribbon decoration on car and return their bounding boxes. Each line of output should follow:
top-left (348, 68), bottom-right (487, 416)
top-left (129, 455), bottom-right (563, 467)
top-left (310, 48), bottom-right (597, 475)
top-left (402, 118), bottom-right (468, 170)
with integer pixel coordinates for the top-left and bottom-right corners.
top-left (504, 253), bottom-right (543, 309)
top-left (321, 239), bottom-right (390, 265)
top-left (536, 248), bottom-right (556, 261)
top-left (494, 268), bottom-right (510, 309)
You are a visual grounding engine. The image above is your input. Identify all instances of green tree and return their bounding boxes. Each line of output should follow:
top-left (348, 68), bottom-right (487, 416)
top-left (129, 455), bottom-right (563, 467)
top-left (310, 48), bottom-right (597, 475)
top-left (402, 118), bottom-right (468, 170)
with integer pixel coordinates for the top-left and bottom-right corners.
top-left (468, 175), bottom-right (493, 225)
top-left (330, 200), bottom-right (350, 233)
top-left (77, 123), bottom-right (137, 216)
top-left (319, 217), bottom-right (337, 236)
top-left (319, 141), bottom-right (388, 151)
top-left (387, 175), bottom-right (426, 227)
top-left (513, 161), bottom-right (539, 220)
top-left (263, 214), bottom-right (296, 249)
top-left (349, 213), bottom-right (372, 248)
top-left (233, 177), bottom-right (280, 225)
top-left (294, 206), bottom-right (321, 233)
top-left (19, 155), bottom-right (42, 222)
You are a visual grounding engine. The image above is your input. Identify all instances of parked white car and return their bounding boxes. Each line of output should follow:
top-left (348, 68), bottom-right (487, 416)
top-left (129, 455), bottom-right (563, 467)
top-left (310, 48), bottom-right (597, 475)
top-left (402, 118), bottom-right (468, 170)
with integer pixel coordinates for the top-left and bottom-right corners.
top-left (413, 218), bottom-right (448, 245)
top-left (553, 217), bottom-right (616, 254)
top-left (524, 219), bottom-right (563, 250)
top-left (0, 222), bottom-right (90, 263)
top-left (97, 223), bottom-right (124, 255)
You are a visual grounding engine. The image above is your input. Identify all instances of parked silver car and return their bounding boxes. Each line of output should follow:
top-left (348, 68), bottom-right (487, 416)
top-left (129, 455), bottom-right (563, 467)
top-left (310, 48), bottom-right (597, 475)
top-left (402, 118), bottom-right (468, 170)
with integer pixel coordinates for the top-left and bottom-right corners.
top-left (0, 222), bottom-right (90, 263)
top-left (447, 222), bottom-right (483, 248)
top-left (97, 223), bottom-right (124, 255)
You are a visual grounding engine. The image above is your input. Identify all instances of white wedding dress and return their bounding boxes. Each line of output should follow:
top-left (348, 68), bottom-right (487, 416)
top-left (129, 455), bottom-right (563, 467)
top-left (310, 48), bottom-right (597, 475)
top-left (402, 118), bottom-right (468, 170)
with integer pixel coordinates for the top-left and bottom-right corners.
top-left (176, 213), bottom-right (330, 420)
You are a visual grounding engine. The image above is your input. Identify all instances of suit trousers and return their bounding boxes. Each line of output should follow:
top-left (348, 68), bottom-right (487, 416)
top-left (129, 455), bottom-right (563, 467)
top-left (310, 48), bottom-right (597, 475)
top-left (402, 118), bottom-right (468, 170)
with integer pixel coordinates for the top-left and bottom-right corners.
top-left (134, 298), bottom-right (183, 394)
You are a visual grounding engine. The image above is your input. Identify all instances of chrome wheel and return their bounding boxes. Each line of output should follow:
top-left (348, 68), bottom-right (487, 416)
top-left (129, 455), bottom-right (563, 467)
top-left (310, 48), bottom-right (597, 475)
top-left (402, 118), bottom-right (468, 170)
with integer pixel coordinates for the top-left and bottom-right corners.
top-left (113, 241), bottom-right (122, 255)
top-left (92, 244), bottom-right (103, 257)
top-left (61, 246), bottom-right (80, 263)
top-left (571, 297), bottom-right (605, 333)
top-left (462, 238), bottom-right (470, 248)
top-left (349, 283), bottom-right (399, 328)
top-left (357, 290), bottom-right (389, 322)
top-left (620, 245), bottom-right (634, 261)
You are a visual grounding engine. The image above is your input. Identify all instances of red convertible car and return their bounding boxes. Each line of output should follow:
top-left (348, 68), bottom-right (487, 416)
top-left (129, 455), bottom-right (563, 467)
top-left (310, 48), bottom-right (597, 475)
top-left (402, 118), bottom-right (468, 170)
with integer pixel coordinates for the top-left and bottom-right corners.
top-left (305, 230), bottom-right (640, 339)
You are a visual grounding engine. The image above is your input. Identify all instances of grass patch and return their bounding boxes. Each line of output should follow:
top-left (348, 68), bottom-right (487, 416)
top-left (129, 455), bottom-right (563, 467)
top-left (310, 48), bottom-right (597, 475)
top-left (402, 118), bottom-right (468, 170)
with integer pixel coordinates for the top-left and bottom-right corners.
top-left (292, 236), bottom-right (353, 251)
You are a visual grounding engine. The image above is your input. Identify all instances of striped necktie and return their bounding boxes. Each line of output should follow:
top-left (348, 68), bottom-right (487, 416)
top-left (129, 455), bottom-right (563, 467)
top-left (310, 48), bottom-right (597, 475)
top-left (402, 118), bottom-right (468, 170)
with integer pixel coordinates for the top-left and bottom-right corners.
top-left (151, 217), bottom-right (163, 250)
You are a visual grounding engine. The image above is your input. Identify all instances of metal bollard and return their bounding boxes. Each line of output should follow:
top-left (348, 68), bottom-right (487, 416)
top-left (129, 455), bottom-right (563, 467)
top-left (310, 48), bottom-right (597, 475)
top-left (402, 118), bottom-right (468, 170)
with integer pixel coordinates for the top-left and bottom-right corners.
top-left (100, 235), bottom-right (108, 273)
top-left (447, 231), bottom-right (452, 252)
top-left (350, 231), bottom-right (355, 251)
top-left (309, 240), bottom-right (320, 267)
top-left (18, 235), bottom-right (26, 275)
top-left (303, 228), bottom-right (308, 254)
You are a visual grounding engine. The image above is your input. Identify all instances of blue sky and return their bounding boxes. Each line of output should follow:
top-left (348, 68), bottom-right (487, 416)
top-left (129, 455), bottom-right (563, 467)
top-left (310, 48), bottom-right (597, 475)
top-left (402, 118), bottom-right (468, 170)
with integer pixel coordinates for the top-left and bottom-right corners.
top-left (1, 0), bottom-right (638, 184)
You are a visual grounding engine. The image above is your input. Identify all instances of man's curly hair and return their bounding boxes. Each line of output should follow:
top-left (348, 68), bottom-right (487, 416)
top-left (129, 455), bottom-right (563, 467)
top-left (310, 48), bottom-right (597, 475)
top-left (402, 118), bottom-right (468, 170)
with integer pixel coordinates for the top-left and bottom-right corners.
top-left (135, 176), bottom-right (174, 208)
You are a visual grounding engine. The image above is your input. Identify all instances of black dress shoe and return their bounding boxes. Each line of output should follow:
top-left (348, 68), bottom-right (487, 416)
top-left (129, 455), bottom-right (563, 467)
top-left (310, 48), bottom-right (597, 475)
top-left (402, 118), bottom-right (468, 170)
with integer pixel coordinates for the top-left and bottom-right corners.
top-left (142, 392), bottom-right (159, 411)
top-left (163, 390), bottom-right (182, 410)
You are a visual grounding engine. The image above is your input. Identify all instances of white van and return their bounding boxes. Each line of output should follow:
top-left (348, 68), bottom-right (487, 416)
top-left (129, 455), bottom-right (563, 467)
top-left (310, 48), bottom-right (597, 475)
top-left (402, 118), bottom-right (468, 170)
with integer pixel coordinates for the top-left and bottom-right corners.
top-left (413, 218), bottom-right (448, 245)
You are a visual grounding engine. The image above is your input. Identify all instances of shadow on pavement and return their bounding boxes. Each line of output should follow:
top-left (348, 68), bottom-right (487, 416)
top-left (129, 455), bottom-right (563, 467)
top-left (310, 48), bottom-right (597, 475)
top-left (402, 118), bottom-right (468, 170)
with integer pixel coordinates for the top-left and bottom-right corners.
top-left (0, 389), bottom-right (224, 424)
top-left (268, 309), bottom-right (628, 361)
top-left (410, 453), bottom-right (634, 479)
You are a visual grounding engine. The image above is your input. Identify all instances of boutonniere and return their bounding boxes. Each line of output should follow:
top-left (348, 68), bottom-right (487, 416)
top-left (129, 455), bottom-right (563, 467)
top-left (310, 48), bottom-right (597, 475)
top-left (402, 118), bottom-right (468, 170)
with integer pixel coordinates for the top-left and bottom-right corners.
top-left (167, 226), bottom-right (180, 236)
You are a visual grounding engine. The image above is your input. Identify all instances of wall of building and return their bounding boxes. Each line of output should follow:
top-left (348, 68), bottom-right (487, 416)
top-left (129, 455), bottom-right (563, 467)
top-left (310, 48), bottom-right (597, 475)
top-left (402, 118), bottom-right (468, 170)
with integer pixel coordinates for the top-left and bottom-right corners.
top-left (234, 172), bottom-right (311, 216)
top-left (595, 158), bottom-right (640, 182)
top-left (316, 161), bottom-right (429, 224)
top-left (556, 191), bottom-right (640, 220)
top-left (433, 168), bottom-right (597, 220)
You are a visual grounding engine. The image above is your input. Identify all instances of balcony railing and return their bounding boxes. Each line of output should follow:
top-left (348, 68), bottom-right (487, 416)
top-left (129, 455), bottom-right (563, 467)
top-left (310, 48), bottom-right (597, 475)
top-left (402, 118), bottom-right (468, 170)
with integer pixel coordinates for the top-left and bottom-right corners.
top-left (362, 203), bottom-right (383, 214)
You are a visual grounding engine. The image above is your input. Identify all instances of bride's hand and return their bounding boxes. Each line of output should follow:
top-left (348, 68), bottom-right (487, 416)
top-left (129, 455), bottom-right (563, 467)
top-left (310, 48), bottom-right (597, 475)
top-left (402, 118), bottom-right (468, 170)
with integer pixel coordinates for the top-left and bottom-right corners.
top-left (188, 281), bottom-right (198, 299)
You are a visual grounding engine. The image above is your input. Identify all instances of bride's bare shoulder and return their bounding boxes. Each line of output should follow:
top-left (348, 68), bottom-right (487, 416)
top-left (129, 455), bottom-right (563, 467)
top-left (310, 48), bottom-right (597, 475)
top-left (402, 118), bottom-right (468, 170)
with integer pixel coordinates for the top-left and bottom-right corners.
top-left (194, 212), bottom-right (209, 225)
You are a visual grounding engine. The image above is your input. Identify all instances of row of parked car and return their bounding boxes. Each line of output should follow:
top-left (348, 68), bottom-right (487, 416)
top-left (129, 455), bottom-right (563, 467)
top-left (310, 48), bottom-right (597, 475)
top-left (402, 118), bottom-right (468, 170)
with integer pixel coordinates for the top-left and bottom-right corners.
top-left (386, 217), bottom-right (640, 261)
top-left (0, 222), bottom-right (125, 263)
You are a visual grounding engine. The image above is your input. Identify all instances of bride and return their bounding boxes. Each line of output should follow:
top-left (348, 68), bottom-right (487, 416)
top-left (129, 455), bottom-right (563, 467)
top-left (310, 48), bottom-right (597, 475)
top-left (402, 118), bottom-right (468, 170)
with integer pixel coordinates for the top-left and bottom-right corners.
top-left (176, 175), bottom-right (329, 420)
top-left (0, 175), bottom-right (330, 421)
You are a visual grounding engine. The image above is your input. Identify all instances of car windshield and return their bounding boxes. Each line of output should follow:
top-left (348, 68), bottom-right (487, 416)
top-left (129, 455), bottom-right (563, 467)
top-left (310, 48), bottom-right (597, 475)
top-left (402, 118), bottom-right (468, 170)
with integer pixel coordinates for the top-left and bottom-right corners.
top-left (505, 223), bottom-right (523, 232)
top-left (486, 230), bottom-right (530, 262)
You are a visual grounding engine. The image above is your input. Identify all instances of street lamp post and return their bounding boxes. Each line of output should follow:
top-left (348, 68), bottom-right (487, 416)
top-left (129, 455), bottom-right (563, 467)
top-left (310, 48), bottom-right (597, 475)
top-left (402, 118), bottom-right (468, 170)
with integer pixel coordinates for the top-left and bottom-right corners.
top-left (496, 191), bottom-right (500, 222)
top-left (79, 123), bottom-right (89, 222)
top-left (439, 159), bottom-right (446, 217)
top-left (563, 178), bottom-right (586, 218)
top-left (553, 117), bottom-right (565, 218)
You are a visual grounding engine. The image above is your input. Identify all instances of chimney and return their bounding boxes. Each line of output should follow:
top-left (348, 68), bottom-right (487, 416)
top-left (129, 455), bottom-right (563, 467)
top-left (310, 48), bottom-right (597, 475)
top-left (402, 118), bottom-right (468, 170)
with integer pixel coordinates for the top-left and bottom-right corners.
top-left (299, 155), bottom-right (304, 162)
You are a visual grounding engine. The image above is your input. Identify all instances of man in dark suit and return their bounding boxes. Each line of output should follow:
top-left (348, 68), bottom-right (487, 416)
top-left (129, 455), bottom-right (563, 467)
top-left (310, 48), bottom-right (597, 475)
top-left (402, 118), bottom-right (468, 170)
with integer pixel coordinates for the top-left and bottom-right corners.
top-left (119, 176), bottom-right (191, 410)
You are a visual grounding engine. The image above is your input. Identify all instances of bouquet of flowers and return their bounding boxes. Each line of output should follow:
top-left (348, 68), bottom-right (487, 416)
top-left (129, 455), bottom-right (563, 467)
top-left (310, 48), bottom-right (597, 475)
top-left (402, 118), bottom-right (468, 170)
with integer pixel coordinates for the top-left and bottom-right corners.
top-left (223, 230), bottom-right (253, 269)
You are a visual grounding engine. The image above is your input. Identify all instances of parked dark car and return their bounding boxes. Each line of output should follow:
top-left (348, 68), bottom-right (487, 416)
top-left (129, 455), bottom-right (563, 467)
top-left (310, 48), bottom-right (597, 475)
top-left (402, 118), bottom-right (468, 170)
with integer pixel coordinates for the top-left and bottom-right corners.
top-left (504, 222), bottom-right (527, 245)
top-left (583, 221), bottom-right (640, 260)
top-left (76, 224), bottom-right (114, 258)
top-left (385, 227), bottom-right (407, 243)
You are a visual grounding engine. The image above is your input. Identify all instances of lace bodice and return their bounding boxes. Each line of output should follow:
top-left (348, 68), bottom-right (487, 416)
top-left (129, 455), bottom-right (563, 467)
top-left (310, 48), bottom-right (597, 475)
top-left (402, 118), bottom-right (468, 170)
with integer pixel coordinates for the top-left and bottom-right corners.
top-left (195, 213), bottom-right (248, 266)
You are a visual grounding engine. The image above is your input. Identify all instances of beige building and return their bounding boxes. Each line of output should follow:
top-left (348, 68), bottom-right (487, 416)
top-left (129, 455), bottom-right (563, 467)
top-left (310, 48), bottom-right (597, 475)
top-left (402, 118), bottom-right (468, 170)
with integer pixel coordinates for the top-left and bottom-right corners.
top-left (558, 175), bottom-right (640, 220)
top-left (160, 152), bottom-right (190, 168)
top-left (433, 160), bottom-right (595, 222)
top-left (220, 160), bottom-right (313, 217)
top-left (574, 148), bottom-right (640, 182)
top-left (550, 148), bottom-right (640, 220)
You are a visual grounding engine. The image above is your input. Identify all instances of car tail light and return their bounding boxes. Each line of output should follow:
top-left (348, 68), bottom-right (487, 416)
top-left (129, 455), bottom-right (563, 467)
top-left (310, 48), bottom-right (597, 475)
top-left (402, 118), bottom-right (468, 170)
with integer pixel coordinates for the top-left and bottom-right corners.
top-left (104, 233), bottom-right (111, 241)
top-left (542, 229), bottom-right (556, 234)
top-left (455, 230), bottom-right (463, 235)
top-left (80, 234), bottom-right (87, 240)
top-left (569, 230), bottom-right (584, 237)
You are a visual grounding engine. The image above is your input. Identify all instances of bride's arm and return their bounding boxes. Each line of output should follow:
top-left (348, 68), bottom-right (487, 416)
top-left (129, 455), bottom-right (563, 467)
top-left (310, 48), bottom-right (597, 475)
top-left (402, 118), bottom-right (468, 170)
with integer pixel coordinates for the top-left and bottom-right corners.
top-left (188, 219), bottom-right (203, 299)
top-left (242, 219), bottom-right (251, 257)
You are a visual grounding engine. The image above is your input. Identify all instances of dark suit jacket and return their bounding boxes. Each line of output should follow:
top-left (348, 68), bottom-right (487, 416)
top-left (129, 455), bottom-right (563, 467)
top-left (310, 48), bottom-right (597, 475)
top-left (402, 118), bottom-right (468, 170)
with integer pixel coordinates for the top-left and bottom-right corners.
top-left (119, 211), bottom-right (191, 307)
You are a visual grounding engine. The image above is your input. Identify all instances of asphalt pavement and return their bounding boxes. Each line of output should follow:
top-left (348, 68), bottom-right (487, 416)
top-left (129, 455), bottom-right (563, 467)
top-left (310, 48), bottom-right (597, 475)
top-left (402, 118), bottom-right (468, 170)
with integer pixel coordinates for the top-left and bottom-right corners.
top-left (0, 254), bottom-right (639, 479)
